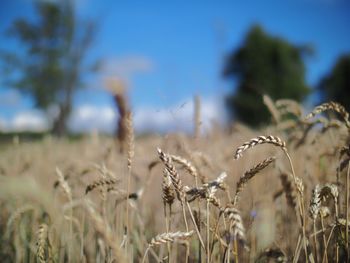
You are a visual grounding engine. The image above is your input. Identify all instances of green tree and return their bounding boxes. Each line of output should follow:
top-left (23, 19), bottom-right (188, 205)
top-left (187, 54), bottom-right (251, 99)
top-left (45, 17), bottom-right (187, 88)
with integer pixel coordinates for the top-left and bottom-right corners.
top-left (318, 54), bottom-right (350, 112)
top-left (0, 0), bottom-right (97, 135)
top-left (223, 25), bottom-right (311, 126)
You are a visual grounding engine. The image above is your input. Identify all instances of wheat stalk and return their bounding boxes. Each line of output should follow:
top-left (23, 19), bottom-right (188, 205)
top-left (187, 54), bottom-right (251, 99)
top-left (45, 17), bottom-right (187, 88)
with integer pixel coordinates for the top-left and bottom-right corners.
top-left (36, 223), bottom-right (50, 263)
top-left (309, 184), bottom-right (321, 220)
top-left (126, 111), bottom-right (134, 170)
top-left (85, 178), bottom-right (119, 194)
top-left (223, 205), bottom-right (246, 243)
top-left (233, 157), bottom-right (275, 206)
top-left (6, 204), bottom-right (35, 237)
top-left (305, 101), bottom-right (350, 128)
top-left (170, 154), bottom-right (198, 179)
top-left (143, 231), bottom-right (194, 263)
top-left (149, 231), bottom-right (194, 247)
top-left (158, 148), bottom-right (185, 201)
top-left (309, 184), bottom-right (321, 262)
top-left (162, 168), bottom-right (175, 206)
top-left (263, 94), bottom-right (280, 123)
top-left (85, 201), bottom-right (126, 260)
top-left (55, 167), bottom-right (72, 201)
top-left (276, 99), bottom-right (303, 117)
top-left (234, 135), bottom-right (286, 159)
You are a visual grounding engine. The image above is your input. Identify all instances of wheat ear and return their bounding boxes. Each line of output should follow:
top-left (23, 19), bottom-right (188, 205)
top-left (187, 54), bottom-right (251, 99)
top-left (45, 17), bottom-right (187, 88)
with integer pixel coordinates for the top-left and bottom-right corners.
top-left (55, 167), bottom-right (72, 201)
top-left (234, 135), bottom-right (286, 159)
top-left (85, 178), bottom-right (119, 194)
top-left (309, 184), bottom-right (321, 262)
top-left (142, 231), bottom-right (194, 263)
top-left (233, 157), bottom-right (275, 206)
top-left (305, 101), bottom-right (350, 128)
top-left (36, 223), bottom-right (50, 263)
top-left (158, 148), bottom-right (185, 201)
top-left (170, 154), bottom-right (198, 180)
top-left (149, 230), bottom-right (194, 247)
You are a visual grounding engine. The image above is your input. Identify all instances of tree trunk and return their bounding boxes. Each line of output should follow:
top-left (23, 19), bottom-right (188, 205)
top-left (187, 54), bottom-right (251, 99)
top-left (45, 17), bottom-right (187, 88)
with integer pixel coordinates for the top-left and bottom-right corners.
top-left (52, 103), bottom-right (71, 137)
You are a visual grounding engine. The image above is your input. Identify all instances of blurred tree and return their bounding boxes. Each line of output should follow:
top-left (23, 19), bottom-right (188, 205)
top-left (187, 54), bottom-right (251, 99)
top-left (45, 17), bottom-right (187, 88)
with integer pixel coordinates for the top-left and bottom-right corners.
top-left (223, 25), bottom-right (311, 126)
top-left (0, 0), bottom-right (98, 135)
top-left (318, 54), bottom-right (350, 112)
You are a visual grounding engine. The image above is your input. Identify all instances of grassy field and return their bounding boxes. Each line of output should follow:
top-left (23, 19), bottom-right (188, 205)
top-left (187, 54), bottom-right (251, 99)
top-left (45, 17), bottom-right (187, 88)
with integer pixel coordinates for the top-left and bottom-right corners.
top-left (0, 100), bottom-right (349, 262)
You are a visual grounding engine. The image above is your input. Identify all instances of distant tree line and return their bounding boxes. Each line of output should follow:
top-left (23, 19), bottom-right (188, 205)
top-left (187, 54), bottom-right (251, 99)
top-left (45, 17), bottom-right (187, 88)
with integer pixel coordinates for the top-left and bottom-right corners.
top-left (223, 25), bottom-right (350, 126)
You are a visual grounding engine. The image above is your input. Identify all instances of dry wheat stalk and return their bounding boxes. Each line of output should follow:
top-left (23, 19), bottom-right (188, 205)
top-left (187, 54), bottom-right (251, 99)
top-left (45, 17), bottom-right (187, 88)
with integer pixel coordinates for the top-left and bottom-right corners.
top-left (6, 204), bottom-right (35, 236)
top-left (170, 154), bottom-right (198, 179)
top-left (207, 196), bottom-right (221, 208)
top-left (185, 172), bottom-right (226, 201)
top-left (295, 176), bottom-right (304, 196)
top-left (263, 94), bottom-right (280, 123)
top-left (158, 148), bottom-right (185, 200)
top-left (94, 163), bottom-right (117, 179)
top-left (85, 178), bottom-right (119, 194)
top-left (85, 201), bottom-right (125, 260)
top-left (233, 157), bottom-right (275, 205)
top-left (162, 169), bottom-right (175, 206)
top-left (107, 79), bottom-right (129, 153)
top-left (185, 187), bottom-right (207, 202)
top-left (185, 186), bottom-right (222, 208)
top-left (305, 101), bottom-right (350, 128)
top-left (309, 184), bottom-right (321, 220)
top-left (234, 135), bottom-right (286, 159)
top-left (149, 231), bottom-right (194, 247)
top-left (205, 172), bottom-right (227, 201)
top-left (279, 173), bottom-right (297, 210)
top-left (126, 111), bottom-right (134, 170)
top-left (55, 167), bottom-right (72, 201)
top-left (276, 99), bottom-right (303, 117)
top-left (223, 205), bottom-right (246, 243)
top-left (36, 223), bottom-right (50, 263)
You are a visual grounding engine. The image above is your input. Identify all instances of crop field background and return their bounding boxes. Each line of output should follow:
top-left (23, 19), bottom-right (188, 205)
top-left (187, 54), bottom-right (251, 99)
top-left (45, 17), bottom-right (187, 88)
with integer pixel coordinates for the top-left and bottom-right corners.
top-left (1, 1), bottom-right (350, 262)
top-left (1, 99), bottom-right (350, 262)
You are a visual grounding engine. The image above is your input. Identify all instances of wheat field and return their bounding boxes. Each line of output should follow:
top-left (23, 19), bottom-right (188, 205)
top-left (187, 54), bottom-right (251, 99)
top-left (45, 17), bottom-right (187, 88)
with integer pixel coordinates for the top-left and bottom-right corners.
top-left (1, 99), bottom-right (350, 263)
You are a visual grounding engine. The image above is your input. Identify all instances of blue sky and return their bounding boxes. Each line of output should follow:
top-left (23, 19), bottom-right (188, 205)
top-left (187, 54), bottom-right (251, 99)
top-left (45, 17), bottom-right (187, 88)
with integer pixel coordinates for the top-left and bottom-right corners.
top-left (0, 0), bottom-right (350, 133)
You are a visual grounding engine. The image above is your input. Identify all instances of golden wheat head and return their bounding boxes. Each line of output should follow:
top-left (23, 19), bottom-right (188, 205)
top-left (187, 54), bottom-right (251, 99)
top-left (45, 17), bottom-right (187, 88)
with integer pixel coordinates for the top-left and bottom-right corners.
top-left (233, 157), bottom-right (275, 205)
top-left (234, 135), bottom-right (286, 159)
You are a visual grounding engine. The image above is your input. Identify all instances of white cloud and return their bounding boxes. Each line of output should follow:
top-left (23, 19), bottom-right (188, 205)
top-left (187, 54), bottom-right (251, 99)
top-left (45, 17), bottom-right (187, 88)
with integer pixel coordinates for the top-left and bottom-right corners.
top-left (133, 97), bottom-right (226, 134)
top-left (67, 97), bottom-right (225, 134)
top-left (0, 97), bottom-right (226, 134)
top-left (68, 104), bottom-right (117, 133)
top-left (0, 110), bottom-right (49, 132)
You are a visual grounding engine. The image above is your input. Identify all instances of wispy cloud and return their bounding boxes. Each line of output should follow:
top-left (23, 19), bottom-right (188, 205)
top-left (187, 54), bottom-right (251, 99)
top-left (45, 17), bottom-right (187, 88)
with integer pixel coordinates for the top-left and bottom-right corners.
top-left (0, 110), bottom-right (49, 132)
top-left (133, 97), bottom-right (226, 134)
top-left (0, 97), bottom-right (226, 134)
top-left (67, 104), bottom-right (117, 133)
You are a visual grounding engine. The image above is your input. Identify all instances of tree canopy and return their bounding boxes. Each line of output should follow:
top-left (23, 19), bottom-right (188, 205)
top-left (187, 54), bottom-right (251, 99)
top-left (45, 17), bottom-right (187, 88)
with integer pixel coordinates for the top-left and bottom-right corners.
top-left (318, 54), bottom-right (350, 112)
top-left (0, 0), bottom-right (97, 135)
top-left (223, 25), bottom-right (311, 126)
